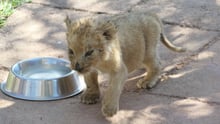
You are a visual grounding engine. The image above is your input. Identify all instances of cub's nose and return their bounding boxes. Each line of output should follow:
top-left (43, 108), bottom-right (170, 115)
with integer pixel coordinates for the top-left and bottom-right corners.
top-left (75, 62), bottom-right (81, 71)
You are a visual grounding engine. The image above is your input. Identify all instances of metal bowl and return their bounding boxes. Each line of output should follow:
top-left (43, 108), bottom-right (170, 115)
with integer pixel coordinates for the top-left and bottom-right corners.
top-left (0, 57), bottom-right (86, 101)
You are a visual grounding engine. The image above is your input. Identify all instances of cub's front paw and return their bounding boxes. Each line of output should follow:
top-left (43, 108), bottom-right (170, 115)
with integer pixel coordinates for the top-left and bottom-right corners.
top-left (80, 92), bottom-right (100, 104)
top-left (101, 102), bottom-right (118, 117)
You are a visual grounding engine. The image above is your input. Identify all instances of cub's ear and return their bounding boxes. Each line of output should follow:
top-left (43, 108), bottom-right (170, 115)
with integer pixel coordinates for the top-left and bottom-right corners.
top-left (64, 15), bottom-right (71, 28)
top-left (98, 21), bottom-right (117, 40)
top-left (64, 16), bottom-right (81, 33)
top-left (64, 15), bottom-right (73, 32)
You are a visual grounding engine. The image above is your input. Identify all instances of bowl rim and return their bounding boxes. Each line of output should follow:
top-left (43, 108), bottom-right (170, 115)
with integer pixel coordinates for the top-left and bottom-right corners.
top-left (10, 57), bottom-right (75, 81)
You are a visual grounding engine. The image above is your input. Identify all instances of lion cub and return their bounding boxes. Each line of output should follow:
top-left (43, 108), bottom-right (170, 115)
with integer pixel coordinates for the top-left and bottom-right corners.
top-left (65, 12), bottom-right (185, 117)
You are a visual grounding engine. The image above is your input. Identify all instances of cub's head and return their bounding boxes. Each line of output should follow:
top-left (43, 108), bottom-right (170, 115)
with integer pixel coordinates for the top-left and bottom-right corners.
top-left (64, 16), bottom-right (117, 73)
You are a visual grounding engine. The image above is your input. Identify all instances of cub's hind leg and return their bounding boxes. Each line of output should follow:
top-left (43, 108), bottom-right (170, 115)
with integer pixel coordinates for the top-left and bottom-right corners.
top-left (137, 24), bottom-right (161, 89)
top-left (137, 54), bottom-right (161, 89)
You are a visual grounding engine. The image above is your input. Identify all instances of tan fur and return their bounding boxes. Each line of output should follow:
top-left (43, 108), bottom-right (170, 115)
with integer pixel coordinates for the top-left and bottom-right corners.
top-left (65, 12), bottom-right (186, 117)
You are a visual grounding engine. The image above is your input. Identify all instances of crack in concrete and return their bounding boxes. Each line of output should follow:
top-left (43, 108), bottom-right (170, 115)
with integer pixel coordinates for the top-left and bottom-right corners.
top-left (163, 20), bottom-right (220, 33)
top-left (197, 34), bottom-right (220, 53)
top-left (146, 92), bottom-right (220, 106)
top-left (165, 33), bottom-right (220, 66)
top-left (30, 1), bottom-right (220, 33)
top-left (29, 2), bottom-right (112, 15)
top-left (161, 34), bottom-right (220, 81)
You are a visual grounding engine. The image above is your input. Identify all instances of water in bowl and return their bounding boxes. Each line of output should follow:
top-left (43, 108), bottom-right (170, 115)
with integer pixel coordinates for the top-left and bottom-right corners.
top-left (22, 68), bottom-right (70, 80)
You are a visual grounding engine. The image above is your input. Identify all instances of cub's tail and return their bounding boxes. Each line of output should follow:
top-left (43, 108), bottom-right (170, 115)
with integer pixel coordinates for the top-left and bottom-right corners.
top-left (160, 33), bottom-right (186, 52)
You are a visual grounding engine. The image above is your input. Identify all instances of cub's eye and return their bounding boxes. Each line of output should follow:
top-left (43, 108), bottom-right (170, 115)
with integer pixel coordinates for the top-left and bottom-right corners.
top-left (85, 50), bottom-right (94, 57)
top-left (68, 49), bottom-right (74, 55)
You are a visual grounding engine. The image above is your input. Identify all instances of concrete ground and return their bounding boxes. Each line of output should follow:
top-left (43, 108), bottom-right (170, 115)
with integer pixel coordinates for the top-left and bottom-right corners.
top-left (0, 0), bottom-right (220, 124)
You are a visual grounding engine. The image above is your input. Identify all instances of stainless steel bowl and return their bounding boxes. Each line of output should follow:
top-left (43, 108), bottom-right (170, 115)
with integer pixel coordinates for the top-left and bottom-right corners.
top-left (0, 57), bottom-right (86, 101)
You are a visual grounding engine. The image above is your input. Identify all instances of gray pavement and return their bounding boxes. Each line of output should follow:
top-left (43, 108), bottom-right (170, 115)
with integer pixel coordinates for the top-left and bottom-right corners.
top-left (0, 0), bottom-right (220, 124)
